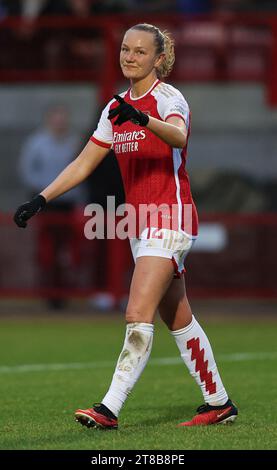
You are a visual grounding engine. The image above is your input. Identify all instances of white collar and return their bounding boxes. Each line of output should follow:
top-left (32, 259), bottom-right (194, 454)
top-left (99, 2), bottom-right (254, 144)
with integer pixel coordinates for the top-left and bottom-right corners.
top-left (130, 79), bottom-right (160, 101)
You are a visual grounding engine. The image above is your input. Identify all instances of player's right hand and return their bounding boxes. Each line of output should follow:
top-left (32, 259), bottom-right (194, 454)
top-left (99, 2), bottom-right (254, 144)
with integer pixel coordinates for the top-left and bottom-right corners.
top-left (13, 194), bottom-right (46, 228)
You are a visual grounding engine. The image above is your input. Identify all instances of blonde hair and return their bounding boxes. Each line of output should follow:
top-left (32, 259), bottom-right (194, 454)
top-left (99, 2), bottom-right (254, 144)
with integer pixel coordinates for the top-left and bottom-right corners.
top-left (129, 23), bottom-right (175, 79)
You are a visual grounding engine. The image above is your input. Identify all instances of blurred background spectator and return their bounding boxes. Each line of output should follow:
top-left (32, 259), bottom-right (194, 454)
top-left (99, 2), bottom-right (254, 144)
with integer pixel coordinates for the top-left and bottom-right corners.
top-left (18, 104), bottom-right (87, 309)
top-left (18, 103), bottom-right (85, 205)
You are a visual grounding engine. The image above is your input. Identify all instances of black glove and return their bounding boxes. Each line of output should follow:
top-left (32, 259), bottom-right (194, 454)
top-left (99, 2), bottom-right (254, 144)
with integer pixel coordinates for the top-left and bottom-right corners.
top-left (108, 95), bottom-right (149, 127)
top-left (13, 194), bottom-right (46, 228)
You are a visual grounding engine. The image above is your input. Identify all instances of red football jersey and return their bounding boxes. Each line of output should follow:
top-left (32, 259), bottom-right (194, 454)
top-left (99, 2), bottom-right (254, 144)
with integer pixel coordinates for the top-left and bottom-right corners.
top-left (90, 79), bottom-right (198, 238)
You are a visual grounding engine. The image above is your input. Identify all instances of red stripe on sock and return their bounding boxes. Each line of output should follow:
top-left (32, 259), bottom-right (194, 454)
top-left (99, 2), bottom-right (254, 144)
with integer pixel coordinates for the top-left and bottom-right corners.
top-left (187, 337), bottom-right (217, 395)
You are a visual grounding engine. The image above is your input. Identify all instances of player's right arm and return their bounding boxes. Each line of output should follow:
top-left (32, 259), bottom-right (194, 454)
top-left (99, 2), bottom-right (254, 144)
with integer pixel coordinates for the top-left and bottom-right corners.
top-left (13, 141), bottom-right (110, 228)
top-left (14, 141), bottom-right (109, 228)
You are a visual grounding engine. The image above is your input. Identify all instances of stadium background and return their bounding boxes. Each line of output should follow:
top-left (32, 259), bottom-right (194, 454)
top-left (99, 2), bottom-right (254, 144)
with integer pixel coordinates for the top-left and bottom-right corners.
top-left (0, 0), bottom-right (277, 451)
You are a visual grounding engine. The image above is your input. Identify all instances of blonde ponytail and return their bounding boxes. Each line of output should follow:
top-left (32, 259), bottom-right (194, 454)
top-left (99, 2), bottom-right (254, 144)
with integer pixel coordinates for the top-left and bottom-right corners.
top-left (157, 30), bottom-right (175, 79)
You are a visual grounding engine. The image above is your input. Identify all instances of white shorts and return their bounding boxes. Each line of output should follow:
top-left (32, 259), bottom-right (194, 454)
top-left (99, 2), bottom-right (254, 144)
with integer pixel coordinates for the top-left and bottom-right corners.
top-left (129, 227), bottom-right (195, 278)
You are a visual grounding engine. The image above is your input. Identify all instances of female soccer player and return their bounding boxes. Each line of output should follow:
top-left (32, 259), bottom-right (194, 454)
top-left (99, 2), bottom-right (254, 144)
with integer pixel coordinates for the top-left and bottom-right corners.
top-left (14, 23), bottom-right (238, 427)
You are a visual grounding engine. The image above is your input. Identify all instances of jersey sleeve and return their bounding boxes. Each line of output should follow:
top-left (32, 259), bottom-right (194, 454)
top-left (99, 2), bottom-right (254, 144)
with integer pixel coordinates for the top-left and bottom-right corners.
top-left (90, 101), bottom-right (113, 149)
top-left (157, 92), bottom-right (190, 130)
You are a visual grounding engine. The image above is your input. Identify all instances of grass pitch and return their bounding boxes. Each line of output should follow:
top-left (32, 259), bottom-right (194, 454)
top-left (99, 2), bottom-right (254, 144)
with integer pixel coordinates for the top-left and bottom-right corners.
top-left (0, 313), bottom-right (277, 450)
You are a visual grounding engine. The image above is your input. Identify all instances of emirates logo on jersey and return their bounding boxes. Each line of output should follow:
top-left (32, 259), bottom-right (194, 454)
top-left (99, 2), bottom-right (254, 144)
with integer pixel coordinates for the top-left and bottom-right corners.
top-left (113, 130), bottom-right (146, 153)
top-left (113, 130), bottom-right (146, 143)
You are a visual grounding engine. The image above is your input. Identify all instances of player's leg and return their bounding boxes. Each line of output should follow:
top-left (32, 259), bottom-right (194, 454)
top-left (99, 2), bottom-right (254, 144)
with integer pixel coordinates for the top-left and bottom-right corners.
top-left (158, 276), bottom-right (238, 426)
top-left (75, 255), bottom-right (175, 429)
top-left (158, 274), bottom-right (192, 330)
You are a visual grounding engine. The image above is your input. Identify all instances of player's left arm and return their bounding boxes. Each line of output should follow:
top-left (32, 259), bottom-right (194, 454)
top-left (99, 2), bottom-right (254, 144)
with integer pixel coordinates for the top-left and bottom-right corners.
top-left (146, 115), bottom-right (188, 149)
